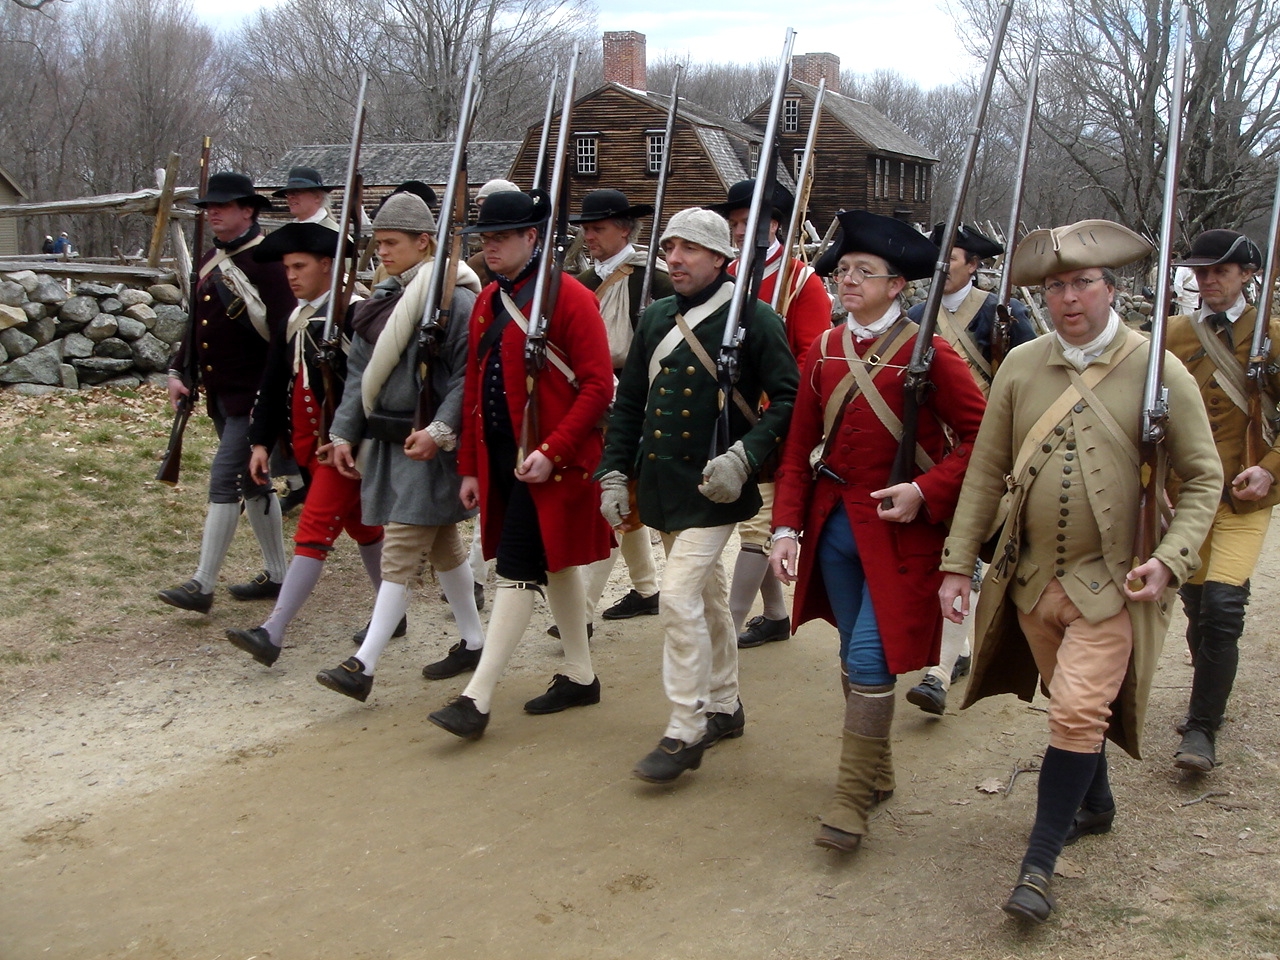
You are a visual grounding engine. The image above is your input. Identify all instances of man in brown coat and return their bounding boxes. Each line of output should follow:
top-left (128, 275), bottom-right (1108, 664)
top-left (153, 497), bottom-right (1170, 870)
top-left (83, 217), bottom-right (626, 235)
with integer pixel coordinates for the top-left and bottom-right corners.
top-left (938, 220), bottom-right (1222, 924)
top-left (1165, 228), bottom-right (1280, 772)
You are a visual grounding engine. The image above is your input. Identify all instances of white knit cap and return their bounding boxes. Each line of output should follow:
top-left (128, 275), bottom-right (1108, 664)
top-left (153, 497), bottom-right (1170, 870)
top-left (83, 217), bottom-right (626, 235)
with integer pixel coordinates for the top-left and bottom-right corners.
top-left (372, 192), bottom-right (436, 234)
top-left (477, 178), bottom-right (520, 202)
top-left (659, 207), bottom-right (734, 260)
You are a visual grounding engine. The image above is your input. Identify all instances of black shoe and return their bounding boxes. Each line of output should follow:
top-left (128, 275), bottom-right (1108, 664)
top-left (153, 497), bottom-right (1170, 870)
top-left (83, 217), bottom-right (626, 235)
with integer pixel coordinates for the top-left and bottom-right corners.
top-left (633, 737), bottom-right (705, 783)
top-left (546, 622), bottom-right (594, 641)
top-left (1063, 804), bottom-right (1116, 845)
top-left (428, 695), bottom-right (489, 739)
top-left (814, 824), bottom-right (862, 853)
top-left (951, 654), bottom-right (972, 683)
top-left (524, 674), bottom-right (601, 714)
top-left (737, 614), bottom-right (790, 648)
top-left (228, 571), bottom-right (282, 601)
top-left (158, 579), bottom-right (213, 614)
top-left (474, 580), bottom-right (485, 612)
top-left (422, 641), bottom-right (483, 680)
top-left (700, 701), bottom-right (745, 748)
top-left (602, 588), bottom-right (660, 620)
top-left (1002, 871), bottom-right (1055, 924)
top-left (316, 657), bottom-right (373, 702)
top-left (906, 674), bottom-right (947, 715)
top-left (1174, 728), bottom-right (1216, 772)
top-left (280, 485), bottom-right (308, 516)
top-left (225, 627), bottom-right (281, 667)
top-left (351, 615), bottom-right (408, 645)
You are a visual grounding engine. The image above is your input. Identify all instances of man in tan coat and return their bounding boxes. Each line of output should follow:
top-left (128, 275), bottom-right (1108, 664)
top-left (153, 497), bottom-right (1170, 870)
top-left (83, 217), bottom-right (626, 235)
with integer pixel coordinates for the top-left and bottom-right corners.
top-left (938, 220), bottom-right (1222, 924)
top-left (1166, 228), bottom-right (1280, 772)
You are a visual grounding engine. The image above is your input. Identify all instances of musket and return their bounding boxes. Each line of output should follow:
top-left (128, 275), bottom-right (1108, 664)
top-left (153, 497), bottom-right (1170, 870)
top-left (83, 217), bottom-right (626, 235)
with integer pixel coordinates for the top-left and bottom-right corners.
top-left (991, 41), bottom-right (1041, 373)
top-left (519, 44), bottom-right (579, 464)
top-left (638, 64), bottom-right (681, 312)
top-left (886, 0), bottom-right (1011, 497)
top-left (774, 78), bottom-right (825, 318)
top-left (156, 135), bottom-right (212, 486)
top-left (1131, 3), bottom-right (1189, 588)
top-left (1244, 160), bottom-right (1280, 467)
top-left (711, 27), bottom-right (797, 460)
top-left (531, 66), bottom-right (559, 192)
top-left (414, 52), bottom-right (481, 432)
top-left (316, 71), bottom-right (369, 444)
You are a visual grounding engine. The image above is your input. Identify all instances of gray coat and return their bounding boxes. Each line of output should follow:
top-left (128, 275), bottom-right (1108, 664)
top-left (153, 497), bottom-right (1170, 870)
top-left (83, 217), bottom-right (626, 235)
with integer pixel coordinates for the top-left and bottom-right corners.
top-left (330, 287), bottom-right (478, 528)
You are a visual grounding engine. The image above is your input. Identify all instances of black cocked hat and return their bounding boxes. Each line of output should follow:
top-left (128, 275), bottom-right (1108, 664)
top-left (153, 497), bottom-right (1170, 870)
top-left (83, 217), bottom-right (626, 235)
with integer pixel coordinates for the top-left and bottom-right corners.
top-left (929, 222), bottom-right (1004, 260)
top-left (568, 189), bottom-right (654, 224)
top-left (813, 210), bottom-right (938, 281)
top-left (1175, 229), bottom-right (1263, 269)
top-left (707, 178), bottom-right (794, 221)
top-left (271, 166), bottom-right (333, 197)
top-left (253, 222), bottom-right (342, 262)
top-left (194, 171), bottom-right (274, 210)
top-left (458, 190), bottom-right (550, 234)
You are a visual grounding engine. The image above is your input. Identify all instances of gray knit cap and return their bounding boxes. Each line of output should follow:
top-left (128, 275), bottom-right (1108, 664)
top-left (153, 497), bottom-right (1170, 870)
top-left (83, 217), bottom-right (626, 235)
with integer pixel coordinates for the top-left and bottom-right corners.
top-left (372, 191), bottom-right (436, 234)
top-left (659, 207), bottom-right (734, 260)
top-left (477, 178), bottom-right (520, 202)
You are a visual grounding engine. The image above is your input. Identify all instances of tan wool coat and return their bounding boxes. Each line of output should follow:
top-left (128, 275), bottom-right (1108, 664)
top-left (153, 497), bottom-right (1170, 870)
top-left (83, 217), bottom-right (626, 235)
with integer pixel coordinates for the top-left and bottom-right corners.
top-left (941, 327), bottom-right (1223, 758)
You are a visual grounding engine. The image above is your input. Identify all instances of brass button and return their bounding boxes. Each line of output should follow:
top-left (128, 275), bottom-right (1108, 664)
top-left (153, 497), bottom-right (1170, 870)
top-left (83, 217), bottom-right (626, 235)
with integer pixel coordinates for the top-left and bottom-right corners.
top-left (682, 431), bottom-right (690, 439)
top-left (541, 443), bottom-right (550, 451)
top-left (648, 453), bottom-right (656, 460)
top-left (201, 319), bottom-right (208, 326)
top-left (659, 388), bottom-right (667, 395)
top-left (205, 364), bottom-right (213, 372)
top-left (654, 430), bottom-right (662, 438)
top-left (554, 456), bottom-right (562, 463)
top-left (201, 342), bottom-right (208, 349)
top-left (203, 294), bottom-right (211, 302)
top-left (683, 388), bottom-right (692, 396)
top-left (686, 366), bottom-right (695, 375)
top-left (663, 366), bottom-right (670, 375)
top-left (681, 410), bottom-right (690, 418)
top-left (554, 475), bottom-right (562, 482)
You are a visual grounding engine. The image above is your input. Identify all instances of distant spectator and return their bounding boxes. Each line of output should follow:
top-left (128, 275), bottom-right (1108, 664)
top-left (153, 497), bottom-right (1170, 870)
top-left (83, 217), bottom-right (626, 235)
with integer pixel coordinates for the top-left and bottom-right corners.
top-left (52, 232), bottom-right (72, 255)
top-left (40, 235), bottom-right (54, 254)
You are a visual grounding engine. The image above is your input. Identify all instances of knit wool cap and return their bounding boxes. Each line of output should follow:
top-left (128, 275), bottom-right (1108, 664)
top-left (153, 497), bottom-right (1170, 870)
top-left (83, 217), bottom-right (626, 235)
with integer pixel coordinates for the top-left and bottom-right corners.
top-left (477, 178), bottom-right (520, 202)
top-left (372, 191), bottom-right (436, 234)
top-left (659, 207), bottom-right (734, 261)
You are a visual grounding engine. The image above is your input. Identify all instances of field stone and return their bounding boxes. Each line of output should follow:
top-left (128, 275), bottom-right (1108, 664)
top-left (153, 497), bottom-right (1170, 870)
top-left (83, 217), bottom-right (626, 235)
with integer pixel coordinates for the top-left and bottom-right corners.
top-left (30, 280), bottom-right (68, 304)
top-left (0, 304), bottom-right (26, 330)
top-left (0, 342), bottom-right (6, 364)
top-left (130, 333), bottom-right (170, 372)
top-left (5, 270), bottom-right (39, 293)
top-left (71, 356), bottom-right (133, 384)
top-left (0, 343), bottom-right (63, 385)
top-left (59, 363), bottom-right (79, 390)
top-left (115, 316), bottom-right (147, 341)
top-left (84, 315), bottom-right (119, 342)
top-left (93, 337), bottom-right (132, 360)
top-left (118, 288), bottom-right (153, 308)
top-left (62, 332), bottom-right (94, 359)
top-left (10, 383), bottom-right (75, 396)
top-left (102, 372), bottom-right (142, 389)
top-left (59, 296), bottom-right (99, 325)
top-left (0, 327), bottom-right (37, 358)
top-left (153, 310), bottom-right (187, 344)
top-left (144, 371), bottom-right (170, 388)
top-left (76, 282), bottom-right (116, 298)
top-left (26, 317), bottom-right (56, 346)
top-left (22, 301), bottom-right (46, 323)
top-left (123, 303), bottom-right (157, 326)
top-left (99, 297), bottom-right (124, 315)
top-left (148, 283), bottom-right (183, 305)
top-left (0, 280), bottom-right (24, 307)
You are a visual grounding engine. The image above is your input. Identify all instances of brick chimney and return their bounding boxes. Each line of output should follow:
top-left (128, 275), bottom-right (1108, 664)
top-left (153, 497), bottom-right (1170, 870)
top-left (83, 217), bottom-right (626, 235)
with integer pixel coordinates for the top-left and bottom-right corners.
top-left (791, 52), bottom-right (840, 88)
top-left (603, 30), bottom-right (647, 90)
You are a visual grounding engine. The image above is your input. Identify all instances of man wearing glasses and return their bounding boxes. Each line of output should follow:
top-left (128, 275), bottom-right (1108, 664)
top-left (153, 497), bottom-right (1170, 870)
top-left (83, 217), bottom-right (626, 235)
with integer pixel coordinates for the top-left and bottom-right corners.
top-left (1165, 228), bottom-right (1280, 773)
top-left (938, 219), bottom-right (1221, 923)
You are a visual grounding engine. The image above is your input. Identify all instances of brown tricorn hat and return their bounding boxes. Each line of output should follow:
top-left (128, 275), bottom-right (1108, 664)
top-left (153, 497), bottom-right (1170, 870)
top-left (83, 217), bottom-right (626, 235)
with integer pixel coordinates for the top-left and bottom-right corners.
top-left (1010, 219), bottom-right (1153, 287)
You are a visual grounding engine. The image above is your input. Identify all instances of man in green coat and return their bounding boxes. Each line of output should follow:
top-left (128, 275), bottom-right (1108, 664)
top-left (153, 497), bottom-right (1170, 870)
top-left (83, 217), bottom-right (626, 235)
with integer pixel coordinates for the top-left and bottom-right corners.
top-left (597, 207), bottom-right (798, 783)
top-left (938, 219), bottom-right (1222, 924)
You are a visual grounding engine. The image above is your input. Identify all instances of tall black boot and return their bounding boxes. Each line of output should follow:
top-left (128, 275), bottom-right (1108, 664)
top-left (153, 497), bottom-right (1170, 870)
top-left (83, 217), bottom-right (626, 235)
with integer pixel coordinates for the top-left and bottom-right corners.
top-left (1177, 581), bottom-right (1249, 771)
top-left (1178, 582), bottom-right (1204, 663)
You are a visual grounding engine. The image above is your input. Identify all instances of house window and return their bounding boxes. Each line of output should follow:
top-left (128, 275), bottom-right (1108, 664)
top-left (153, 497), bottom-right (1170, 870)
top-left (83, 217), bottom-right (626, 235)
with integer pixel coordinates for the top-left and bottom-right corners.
top-left (576, 137), bottom-right (598, 175)
top-left (748, 143), bottom-right (760, 176)
top-left (647, 133), bottom-right (666, 174)
top-left (783, 98), bottom-right (799, 133)
top-left (899, 162), bottom-right (905, 200)
top-left (794, 149), bottom-right (805, 180)
top-left (874, 158), bottom-right (882, 199)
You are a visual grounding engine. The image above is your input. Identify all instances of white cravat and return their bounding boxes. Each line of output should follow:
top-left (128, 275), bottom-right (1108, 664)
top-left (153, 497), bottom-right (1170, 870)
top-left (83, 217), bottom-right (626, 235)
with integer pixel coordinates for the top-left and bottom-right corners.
top-left (1057, 308), bottom-right (1121, 370)
top-left (1195, 293), bottom-right (1248, 326)
top-left (594, 243), bottom-right (636, 281)
top-left (941, 281), bottom-right (972, 313)
top-left (846, 302), bottom-right (902, 340)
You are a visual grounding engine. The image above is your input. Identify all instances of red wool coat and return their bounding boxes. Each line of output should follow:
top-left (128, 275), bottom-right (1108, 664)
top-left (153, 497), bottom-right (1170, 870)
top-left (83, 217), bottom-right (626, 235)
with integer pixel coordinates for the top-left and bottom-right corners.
top-left (458, 273), bottom-right (616, 572)
top-left (772, 325), bottom-right (987, 674)
top-left (730, 248), bottom-right (832, 366)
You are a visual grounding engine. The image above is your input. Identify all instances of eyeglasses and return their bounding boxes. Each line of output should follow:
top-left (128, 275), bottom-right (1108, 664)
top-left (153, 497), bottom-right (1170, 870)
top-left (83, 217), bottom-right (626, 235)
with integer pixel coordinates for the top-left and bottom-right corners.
top-left (1044, 276), bottom-right (1107, 296)
top-left (833, 265), bottom-right (899, 284)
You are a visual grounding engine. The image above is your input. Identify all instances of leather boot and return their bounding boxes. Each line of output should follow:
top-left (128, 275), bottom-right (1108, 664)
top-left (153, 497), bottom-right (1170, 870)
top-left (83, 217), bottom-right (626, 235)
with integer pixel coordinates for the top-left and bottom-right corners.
top-left (816, 730), bottom-right (887, 852)
top-left (1178, 582), bottom-right (1204, 663)
top-left (1184, 581), bottom-right (1248, 745)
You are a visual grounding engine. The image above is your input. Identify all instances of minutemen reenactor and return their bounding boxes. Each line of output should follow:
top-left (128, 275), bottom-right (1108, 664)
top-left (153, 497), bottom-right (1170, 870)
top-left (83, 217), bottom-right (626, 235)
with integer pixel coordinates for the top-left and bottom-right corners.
top-left (598, 207), bottom-right (798, 783)
top-left (1166, 228), bottom-right (1280, 773)
top-left (938, 220), bottom-right (1222, 923)
top-left (159, 172), bottom-right (295, 614)
top-left (272, 166), bottom-right (339, 230)
top-left (711, 179), bottom-right (831, 649)
top-left (904, 222), bottom-right (1038, 715)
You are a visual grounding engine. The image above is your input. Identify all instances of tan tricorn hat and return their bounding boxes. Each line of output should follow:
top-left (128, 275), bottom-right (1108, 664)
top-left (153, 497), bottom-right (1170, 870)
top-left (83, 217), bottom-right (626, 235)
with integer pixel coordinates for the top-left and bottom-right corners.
top-left (1010, 219), bottom-right (1153, 287)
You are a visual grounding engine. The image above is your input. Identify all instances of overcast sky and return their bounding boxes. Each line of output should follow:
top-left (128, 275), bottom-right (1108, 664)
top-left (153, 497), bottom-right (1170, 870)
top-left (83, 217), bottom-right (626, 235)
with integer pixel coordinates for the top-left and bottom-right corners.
top-left (190, 0), bottom-right (976, 90)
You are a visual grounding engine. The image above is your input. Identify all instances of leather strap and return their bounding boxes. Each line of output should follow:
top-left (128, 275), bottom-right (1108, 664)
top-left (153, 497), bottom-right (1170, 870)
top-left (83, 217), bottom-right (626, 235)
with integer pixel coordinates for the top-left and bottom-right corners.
top-left (499, 289), bottom-right (578, 388)
top-left (1191, 313), bottom-right (1251, 415)
top-left (673, 310), bottom-right (757, 424)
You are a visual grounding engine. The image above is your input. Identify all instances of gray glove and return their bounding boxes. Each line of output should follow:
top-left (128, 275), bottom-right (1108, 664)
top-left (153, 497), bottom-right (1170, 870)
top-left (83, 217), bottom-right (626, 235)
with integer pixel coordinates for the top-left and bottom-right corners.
top-left (599, 470), bottom-right (630, 528)
top-left (699, 441), bottom-right (751, 503)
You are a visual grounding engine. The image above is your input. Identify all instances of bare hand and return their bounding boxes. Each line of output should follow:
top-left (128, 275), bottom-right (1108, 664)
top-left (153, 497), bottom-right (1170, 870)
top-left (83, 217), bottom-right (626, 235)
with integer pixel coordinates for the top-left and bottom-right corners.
top-left (516, 450), bottom-right (553, 484)
top-left (939, 572), bottom-right (972, 624)
top-left (248, 445), bottom-right (271, 486)
top-left (1231, 465), bottom-right (1274, 502)
top-left (330, 443), bottom-right (360, 479)
top-left (1123, 557), bottom-right (1173, 601)
top-left (315, 441), bottom-right (333, 465)
top-left (404, 429), bottom-right (440, 462)
top-left (770, 538), bottom-right (799, 584)
top-left (872, 482), bottom-right (923, 523)
top-left (460, 475), bottom-right (481, 510)
top-left (167, 376), bottom-right (189, 412)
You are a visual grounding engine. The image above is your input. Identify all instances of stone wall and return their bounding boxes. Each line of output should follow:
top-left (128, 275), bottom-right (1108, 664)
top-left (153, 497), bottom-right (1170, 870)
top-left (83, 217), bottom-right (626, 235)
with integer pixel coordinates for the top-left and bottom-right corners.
top-left (0, 270), bottom-right (186, 393)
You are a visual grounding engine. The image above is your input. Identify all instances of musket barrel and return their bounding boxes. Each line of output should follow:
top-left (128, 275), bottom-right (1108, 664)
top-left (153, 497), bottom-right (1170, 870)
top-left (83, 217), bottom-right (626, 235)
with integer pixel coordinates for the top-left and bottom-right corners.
top-left (531, 66), bottom-right (559, 192)
top-left (639, 65), bottom-right (682, 312)
top-left (1250, 159), bottom-right (1280, 372)
top-left (996, 41), bottom-right (1040, 309)
top-left (775, 78), bottom-right (826, 313)
top-left (322, 71), bottom-right (369, 347)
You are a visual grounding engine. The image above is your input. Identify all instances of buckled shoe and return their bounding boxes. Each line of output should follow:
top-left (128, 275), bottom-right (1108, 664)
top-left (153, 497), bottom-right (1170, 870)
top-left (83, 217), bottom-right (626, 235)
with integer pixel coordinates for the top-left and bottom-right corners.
top-left (906, 674), bottom-right (947, 715)
top-left (224, 627), bottom-right (281, 667)
top-left (428, 696), bottom-right (490, 739)
top-left (633, 737), bottom-right (705, 783)
top-left (1002, 871), bottom-right (1055, 924)
top-left (700, 702), bottom-right (745, 748)
top-left (158, 579), bottom-right (213, 614)
top-left (316, 657), bottom-right (373, 702)
top-left (228, 571), bottom-right (282, 601)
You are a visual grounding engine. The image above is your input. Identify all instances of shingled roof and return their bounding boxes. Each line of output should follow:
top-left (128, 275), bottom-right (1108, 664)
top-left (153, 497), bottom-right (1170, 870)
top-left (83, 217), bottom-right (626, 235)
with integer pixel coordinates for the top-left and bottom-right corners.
top-left (260, 141), bottom-right (522, 190)
top-left (790, 80), bottom-right (938, 162)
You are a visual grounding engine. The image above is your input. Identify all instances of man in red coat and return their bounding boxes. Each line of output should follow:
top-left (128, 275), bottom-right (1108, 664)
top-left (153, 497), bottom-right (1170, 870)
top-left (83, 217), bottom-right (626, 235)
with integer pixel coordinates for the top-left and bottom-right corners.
top-left (770, 210), bottom-right (986, 853)
top-left (428, 190), bottom-right (615, 740)
top-left (712, 179), bottom-right (833, 648)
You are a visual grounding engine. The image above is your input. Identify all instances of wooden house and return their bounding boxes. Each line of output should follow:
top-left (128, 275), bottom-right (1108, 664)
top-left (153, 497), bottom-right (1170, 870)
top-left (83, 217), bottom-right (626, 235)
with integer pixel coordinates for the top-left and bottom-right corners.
top-left (0, 163), bottom-right (29, 257)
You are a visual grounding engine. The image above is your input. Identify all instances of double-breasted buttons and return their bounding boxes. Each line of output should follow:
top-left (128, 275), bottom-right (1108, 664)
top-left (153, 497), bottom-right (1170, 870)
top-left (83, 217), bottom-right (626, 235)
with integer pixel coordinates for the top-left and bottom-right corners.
top-left (686, 366), bottom-right (695, 375)
top-left (683, 388), bottom-right (692, 396)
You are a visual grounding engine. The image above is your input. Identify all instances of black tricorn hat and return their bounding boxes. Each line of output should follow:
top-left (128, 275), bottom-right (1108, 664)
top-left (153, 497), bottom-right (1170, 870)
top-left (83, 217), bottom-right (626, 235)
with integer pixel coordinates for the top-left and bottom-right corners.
top-left (271, 166), bottom-right (333, 197)
top-left (813, 210), bottom-right (939, 281)
top-left (373, 180), bottom-right (439, 217)
top-left (458, 190), bottom-right (550, 234)
top-left (929, 222), bottom-right (1004, 260)
top-left (1174, 229), bottom-right (1263, 269)
top-left (195, 171), bottom-right (274, 210)
top-left (252, 222), bottom-right (342, 262)
top-left (568, 189), bottom-right (654, 224)
top-left (707, 178), bottom-right (794, 221)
